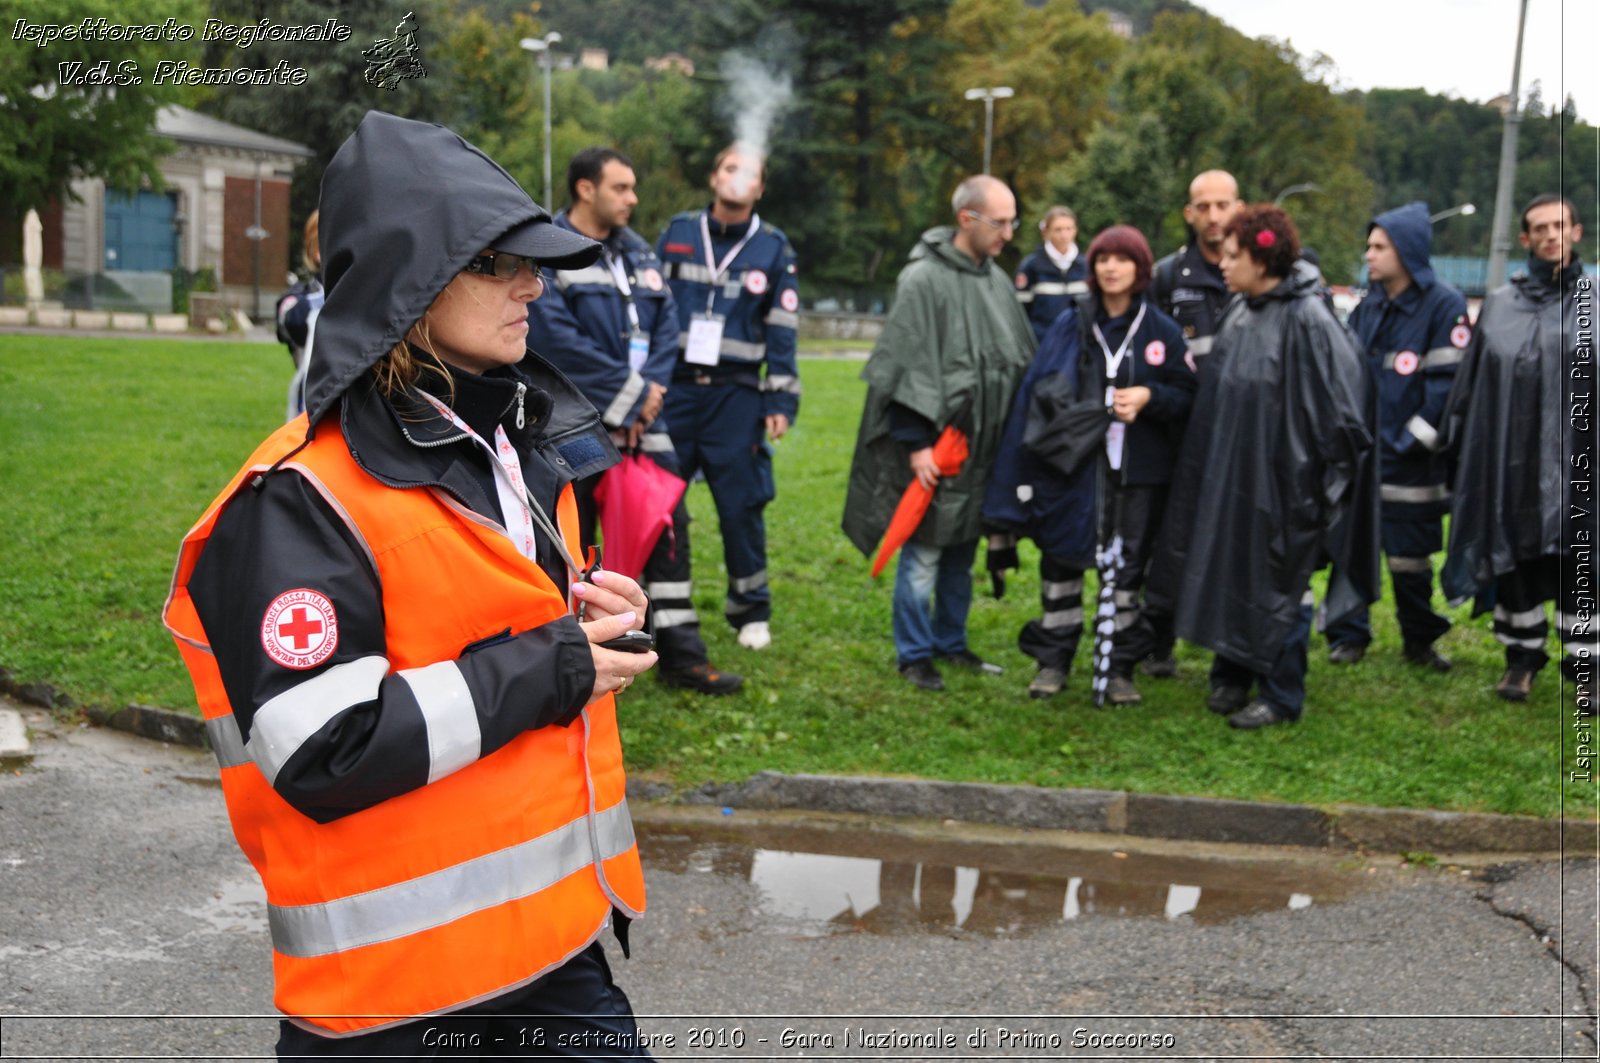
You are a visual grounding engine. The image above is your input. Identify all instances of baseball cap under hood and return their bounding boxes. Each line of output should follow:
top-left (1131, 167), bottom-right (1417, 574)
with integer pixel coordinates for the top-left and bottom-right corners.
top-left (302, 111), bottom-right (600, 428)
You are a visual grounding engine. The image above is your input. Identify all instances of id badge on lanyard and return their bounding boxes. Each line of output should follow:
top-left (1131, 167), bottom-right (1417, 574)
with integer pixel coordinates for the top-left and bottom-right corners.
top-left (628, 331), bottom-right (650, 370)
top-left (685, 315), bottom-right (724, 366)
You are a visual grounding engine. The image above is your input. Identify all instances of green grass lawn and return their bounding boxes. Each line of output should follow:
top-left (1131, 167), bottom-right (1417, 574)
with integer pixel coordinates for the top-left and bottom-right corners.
top-left (1, 333), bottom-right (1591, 818)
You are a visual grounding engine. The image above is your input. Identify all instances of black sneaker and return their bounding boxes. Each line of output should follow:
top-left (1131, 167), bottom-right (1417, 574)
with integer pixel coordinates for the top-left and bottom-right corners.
top-left (1327, 642), bottom-right (1367, 665)
top-left (1494, 667), bottom-right (1536, 702)
top-left (1105, 675), bottom-right (1143, 706)
top-left (1402, 643), bottom-right (1453, 672)
top-left (937, 649), bottom-right (1003, 674)
top-left (660, 662), bottom-right (743, 695)
top-left (1227, 698), bottom-right (1293, 730)
top-left (1206, 684), bottom-right (1251, 715)
top-left (1141, 653), bottom-right (1178, 678)
top-left (899, 659), bottom-right (945, 691)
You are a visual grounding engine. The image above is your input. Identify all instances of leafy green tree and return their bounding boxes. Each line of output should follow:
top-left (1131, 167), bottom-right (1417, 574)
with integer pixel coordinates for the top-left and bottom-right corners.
top-left (0, 0), bottom-right (205, 225)
top-left (1050, 112), bottom-right (1175, 240)
top-left (934, 0), bottom-right (1124, 213)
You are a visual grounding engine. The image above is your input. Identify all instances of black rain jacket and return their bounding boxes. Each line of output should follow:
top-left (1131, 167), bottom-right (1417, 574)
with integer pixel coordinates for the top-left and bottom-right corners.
top-left (1148, 261), bottom-right (1380, 673)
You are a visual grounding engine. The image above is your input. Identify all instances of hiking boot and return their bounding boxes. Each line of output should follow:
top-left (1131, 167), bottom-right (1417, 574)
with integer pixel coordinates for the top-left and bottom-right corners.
top-left (1402, 642), bottom-right (1453, 672)
top-left (660, 661), bottom-right (744, 695)
top-left (1327, 642), bottom-right (1367, 665)
top-left (1028, 666), bottom-right (1067, 699)
top-left (1141, 653), bottom-right (1178, 678)
top-left (938, 649), bottom-right (1004, 674)
top-left (1494, 667), bottom-right (1536, 702)
top-left (1105, 674), bottom-right (1143, 706)
top-left (1206, 684), bottom-right (1251, 715)
top-left (737, 621), bottom-right (771, 650)
top-left (899, 659), bottom-right (945, 692)
top-left (1228, 698), bottom-right (1293, 730)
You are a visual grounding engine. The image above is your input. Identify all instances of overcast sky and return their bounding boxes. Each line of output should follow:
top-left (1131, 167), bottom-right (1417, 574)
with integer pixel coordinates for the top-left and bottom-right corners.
top-left (1197, 0), bottom-right (1596, 122)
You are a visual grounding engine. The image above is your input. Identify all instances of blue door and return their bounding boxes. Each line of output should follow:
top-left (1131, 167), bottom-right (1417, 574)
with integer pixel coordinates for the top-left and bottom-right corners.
top-left (104, 191), bottom-right (176, 271)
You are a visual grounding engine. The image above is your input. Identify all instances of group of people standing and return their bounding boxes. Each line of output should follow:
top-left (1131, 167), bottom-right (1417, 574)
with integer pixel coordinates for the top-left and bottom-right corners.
top-left (845, 168), bottom-right (1593, 731)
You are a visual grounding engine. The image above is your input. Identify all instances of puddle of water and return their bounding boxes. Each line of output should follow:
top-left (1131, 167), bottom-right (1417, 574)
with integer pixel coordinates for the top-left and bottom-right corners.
top-left (637, 820), bottom-right (1366, 937)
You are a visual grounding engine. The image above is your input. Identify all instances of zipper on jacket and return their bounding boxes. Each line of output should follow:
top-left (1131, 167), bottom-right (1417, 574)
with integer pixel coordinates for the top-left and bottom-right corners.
top-left (514, 382), bottom-right (527, 429)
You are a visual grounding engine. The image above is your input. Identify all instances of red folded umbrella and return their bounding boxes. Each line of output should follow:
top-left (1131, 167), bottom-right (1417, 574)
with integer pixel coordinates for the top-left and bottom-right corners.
top-left (592, 452), bottom-right (687, 581)
top-left (870, 425), bottom-right (969, 578)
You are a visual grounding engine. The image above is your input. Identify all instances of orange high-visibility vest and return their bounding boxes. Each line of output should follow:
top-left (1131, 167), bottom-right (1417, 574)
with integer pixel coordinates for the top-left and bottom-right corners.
top-left (164, 414), bottom-right (645, 1037)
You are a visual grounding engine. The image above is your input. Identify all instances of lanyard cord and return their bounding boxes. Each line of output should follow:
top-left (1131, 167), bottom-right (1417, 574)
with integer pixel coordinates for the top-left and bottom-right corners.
top-left (414, 389), bottom-right (586, 586)
top-left (1092, 300), bottom-right (1148, 391)
top-left (699, 211), bottom-right (760, 316)
top-left (599, 244), bottom-right (642, 335)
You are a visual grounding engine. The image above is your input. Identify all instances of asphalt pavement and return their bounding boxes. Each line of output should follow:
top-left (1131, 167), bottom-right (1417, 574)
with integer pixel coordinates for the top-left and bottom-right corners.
top-left (2, 703), bottom-right (1596, 1060)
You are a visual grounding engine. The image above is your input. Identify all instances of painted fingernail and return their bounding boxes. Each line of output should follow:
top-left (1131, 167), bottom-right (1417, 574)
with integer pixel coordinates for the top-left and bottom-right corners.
top-left (592, 570), bottom-right (607, 582)
top-left (572, 583), bottom-right (589, 596)
top-left (618, 611), bottom-right (637, 625)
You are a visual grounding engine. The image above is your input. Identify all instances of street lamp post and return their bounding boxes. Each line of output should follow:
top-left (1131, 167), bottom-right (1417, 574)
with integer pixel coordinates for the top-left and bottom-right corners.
top-left (963, 86), bottom-right (1014, 176)
top-left (519, 32), bottom-right (563, 212)
top-left (1485, 0), bottom-right (1529, 290)
top-left (1429, 203), bottom-right (1477, 224)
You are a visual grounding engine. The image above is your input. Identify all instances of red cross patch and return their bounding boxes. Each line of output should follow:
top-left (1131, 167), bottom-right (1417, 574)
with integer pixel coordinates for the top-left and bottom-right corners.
top-left (1144, 340), bottom-right (1166, 367)
top-left (744, 270), bottom-right (768, 295)
top-left (1015, 272), bottom-right (1028, 290)
top-left (1450, 324), bottom-right (1471, 348)
top-left (1393, 350), bottom-right (1420, 376)
top-left (261, 589), bottom-right (339, 670)
top-left (780, 288), bottom-right (799, 313)
top-left (640, 268), bottom-right (663, 292)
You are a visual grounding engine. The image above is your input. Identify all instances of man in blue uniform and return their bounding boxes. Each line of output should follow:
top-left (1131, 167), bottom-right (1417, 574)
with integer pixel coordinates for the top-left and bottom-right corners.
top-left (529, 147), bottom-right (742, 694)
top-left (1325, 202), bottom-right (1468, 671)
top-left (656, 144), bottom-right (801, 651)
top-left (1015, 205), bottom-right (1087, 342)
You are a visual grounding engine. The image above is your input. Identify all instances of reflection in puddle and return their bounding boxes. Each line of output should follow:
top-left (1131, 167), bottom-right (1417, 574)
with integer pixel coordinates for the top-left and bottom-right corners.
top-left (639, 821), bottom-right (1363, 937)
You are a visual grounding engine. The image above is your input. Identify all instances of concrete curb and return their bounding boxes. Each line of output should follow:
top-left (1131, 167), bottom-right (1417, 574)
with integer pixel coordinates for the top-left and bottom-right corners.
top-left (4, 673), bottom-right (1587, 856)
top-left (650, 771), bottom-right (1592, 856)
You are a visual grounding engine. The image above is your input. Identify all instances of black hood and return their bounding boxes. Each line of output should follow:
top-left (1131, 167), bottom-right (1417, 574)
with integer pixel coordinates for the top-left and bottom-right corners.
top-left (304, 111), bottom-right (601, 428)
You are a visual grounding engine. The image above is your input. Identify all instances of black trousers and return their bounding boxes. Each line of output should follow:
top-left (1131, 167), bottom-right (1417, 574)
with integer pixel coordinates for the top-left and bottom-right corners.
top-left (1495, 555), bottom-right (1592, 676)
top-left (574, 471), bottom-right (708, 671)
top-left (1324, 510), bottom-right (1451, 650)
top-left (1017, 483), bottom-right (1169, 676)
top-left (275, 942), bottom-right (648, 1060)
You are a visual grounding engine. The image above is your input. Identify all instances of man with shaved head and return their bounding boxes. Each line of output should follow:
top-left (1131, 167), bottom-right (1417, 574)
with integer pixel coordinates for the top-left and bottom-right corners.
top-left (1141, 168), bottom-right (1242, 679)
top-left (843, 175), bottom-right (1034, 691)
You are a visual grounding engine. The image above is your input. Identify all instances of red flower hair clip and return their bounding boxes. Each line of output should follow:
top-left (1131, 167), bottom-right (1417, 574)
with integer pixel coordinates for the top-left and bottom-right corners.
top-left (1255, 230), bottom-right (1277, 248)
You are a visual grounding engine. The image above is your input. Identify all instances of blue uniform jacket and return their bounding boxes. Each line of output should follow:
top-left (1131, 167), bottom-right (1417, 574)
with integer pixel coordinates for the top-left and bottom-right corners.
top-left (1015, 246), bottom-right (1088, 343)
top-left (983, 304), bottom-right (1100, 565)
top-left (656, 208), bottom-right (801, 421)
top-left (527, 214), bottom-right (680, 457)
top-left (1091, 294), bottom-right (1195, 487)
top-left (1349, 202), bottom-right (1470, 495)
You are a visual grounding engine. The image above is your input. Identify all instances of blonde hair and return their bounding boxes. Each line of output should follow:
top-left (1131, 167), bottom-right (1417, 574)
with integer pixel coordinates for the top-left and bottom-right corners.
top-left (302, 210), bottom-right (321, 274)
top-left (372, 297), bottom-right (453, 404)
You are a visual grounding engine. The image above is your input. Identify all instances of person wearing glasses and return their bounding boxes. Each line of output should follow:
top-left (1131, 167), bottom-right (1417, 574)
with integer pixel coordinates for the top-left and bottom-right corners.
top-left (843, 175), bottom-right (1034, 691)
top-left (164, 112), bottom-right (657, 1057)
top-left (655, 144), bottom-right (801, 652)
top-left (529, 146), bottom-right (743, 696)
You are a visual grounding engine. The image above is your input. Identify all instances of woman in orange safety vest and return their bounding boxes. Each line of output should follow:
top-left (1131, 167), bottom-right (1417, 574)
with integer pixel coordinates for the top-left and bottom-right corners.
top-left (164, 111), bottom-right (657, 1057)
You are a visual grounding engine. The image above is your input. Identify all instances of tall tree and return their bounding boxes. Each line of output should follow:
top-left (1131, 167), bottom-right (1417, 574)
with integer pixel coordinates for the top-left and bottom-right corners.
top-left (0, 0), bottom-right (205, 224)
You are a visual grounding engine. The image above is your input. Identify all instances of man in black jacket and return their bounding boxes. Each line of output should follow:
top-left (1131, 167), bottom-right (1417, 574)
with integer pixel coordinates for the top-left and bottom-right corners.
top-left (1442, 195), bottom-right (1595, 708)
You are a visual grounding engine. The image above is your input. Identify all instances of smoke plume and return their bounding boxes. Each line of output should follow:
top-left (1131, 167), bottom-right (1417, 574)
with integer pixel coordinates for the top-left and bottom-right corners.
top-left (717, 51), bottom-right (793, 197)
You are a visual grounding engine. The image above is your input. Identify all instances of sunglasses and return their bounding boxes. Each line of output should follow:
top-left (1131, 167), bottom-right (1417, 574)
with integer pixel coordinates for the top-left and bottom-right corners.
top-left (462, 250), bottom-right (545, 284)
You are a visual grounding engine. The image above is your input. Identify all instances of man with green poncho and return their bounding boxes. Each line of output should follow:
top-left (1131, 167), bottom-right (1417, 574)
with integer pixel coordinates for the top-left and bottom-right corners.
top-left (842, 175), bottom-right (1034, 692)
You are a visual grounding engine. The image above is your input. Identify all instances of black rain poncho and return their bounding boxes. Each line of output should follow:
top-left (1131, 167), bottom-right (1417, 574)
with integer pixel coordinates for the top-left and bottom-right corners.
top-left (1148, 261), bottom-right (1380, 673)
top-left (1440, 258), bottom-right (1592, 605)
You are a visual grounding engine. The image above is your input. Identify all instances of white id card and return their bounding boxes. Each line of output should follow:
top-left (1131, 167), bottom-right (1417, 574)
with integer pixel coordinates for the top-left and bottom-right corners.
top-left (685, 316), bottom-right (724, 366)
top-left (1103, 385), bottom-right (1124, 469)
top-left (628, 333), bottom-right (650, 370)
